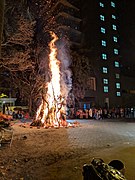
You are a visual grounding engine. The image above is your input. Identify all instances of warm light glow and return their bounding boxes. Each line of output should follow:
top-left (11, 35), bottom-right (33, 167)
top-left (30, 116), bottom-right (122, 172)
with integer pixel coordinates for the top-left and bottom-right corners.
top-left (36, 31), bottom-right (66, 127)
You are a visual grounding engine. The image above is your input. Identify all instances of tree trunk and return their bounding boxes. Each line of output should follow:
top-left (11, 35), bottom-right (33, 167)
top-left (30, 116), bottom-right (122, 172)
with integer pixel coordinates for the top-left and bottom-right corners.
top-left (0, 0), bottom-right (5, 57)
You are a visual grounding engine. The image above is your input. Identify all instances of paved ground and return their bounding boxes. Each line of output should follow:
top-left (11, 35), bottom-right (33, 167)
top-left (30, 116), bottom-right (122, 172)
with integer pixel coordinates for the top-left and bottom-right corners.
top-left (2, 118), bottom-right (135, 179)
top-left (66, 118), bottom-right (135, 179)
top-left (67, 119), bottom-right (135, 149)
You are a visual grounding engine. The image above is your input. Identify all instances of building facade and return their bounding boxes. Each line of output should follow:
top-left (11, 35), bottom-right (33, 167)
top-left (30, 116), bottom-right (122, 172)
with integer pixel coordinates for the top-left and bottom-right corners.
top-left (52, 0), bottom-right (82, 48)
top-left (53, 0), bottom-right (125, 109)
top-left (80, 0), bottom-right (122, 109)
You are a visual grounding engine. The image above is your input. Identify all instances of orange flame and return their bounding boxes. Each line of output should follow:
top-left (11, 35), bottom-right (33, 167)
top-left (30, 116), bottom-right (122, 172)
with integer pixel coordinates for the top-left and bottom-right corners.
top-left (36, 32), bottom-right (65, 127)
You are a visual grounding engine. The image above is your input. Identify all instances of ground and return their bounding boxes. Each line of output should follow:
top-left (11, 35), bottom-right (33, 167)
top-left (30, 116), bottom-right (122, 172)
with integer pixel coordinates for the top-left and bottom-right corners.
top-left (0, 119), bottom-right (135, 180)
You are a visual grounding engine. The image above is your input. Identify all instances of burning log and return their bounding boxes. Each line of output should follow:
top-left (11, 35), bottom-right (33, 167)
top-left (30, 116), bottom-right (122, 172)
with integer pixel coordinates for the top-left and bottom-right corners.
top-left (31, 94), bottom-right (67, 128)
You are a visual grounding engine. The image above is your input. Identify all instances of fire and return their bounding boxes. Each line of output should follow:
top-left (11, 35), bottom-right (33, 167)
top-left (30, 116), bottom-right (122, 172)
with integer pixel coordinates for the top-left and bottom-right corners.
top-left (36, 31), bottom-right (66, 127)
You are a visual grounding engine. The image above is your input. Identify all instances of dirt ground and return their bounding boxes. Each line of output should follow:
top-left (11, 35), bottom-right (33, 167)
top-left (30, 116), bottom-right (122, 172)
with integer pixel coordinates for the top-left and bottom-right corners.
top-left (0, 121), bottom-right (134, 180)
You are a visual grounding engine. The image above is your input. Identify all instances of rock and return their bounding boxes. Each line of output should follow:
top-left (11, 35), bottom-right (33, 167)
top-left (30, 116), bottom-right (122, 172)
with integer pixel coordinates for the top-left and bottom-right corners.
top-left (24, 158), bottom-right (29, 162)
top-left (0, 166), bottom-right (4, 169)
top-left (13, 159), bottom-right (18, 163)
top-left (22, 135), bottom-right (27, 140)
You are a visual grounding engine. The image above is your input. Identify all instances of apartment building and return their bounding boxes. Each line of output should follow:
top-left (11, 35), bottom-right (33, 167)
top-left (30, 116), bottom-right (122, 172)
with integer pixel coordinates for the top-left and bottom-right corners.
top-left (80, 0), bottom-right (122, 109)
top-left (53, 0), bottom-right (82, 47)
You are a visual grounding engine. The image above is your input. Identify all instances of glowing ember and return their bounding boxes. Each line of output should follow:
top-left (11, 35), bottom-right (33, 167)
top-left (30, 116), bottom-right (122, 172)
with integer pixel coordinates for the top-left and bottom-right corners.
top-left (35, 32), bottom-right (66, 127)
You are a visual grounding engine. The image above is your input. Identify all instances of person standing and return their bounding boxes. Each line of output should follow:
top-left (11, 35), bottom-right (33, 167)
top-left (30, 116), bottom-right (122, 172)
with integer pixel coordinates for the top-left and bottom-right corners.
top-left (89, 108), bottom-right (93, 119)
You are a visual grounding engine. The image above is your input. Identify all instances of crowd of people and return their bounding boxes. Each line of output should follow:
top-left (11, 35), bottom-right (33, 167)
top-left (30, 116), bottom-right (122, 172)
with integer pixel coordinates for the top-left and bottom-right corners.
top-left (3, 106), bottom-right (135, 121)
top-left (67, 107), bottom-right (135, 120)
top-left (4, 108), bottom-right (30, 121)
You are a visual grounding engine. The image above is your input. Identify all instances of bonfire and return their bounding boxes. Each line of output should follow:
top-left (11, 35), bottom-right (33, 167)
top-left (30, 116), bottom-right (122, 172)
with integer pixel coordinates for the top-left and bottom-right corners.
top-left (32, 32), bottom-right (68, 128)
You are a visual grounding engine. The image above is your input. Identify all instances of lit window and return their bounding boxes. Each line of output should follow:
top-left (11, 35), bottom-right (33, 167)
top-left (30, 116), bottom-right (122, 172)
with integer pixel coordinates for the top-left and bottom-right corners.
top-left (115, 61), bottom-right (119, 67)
top-left (112, 14), bottom-right (116, 19)
top-left (104, 86), bottom-right (109, 93)
top-left (116, 92), bottom-right (121, 96)
top-left (101, 40), bottom-right (106, 46)
top-left (113, 36), bottom-right (118, 42)
top-left (100, 15), bottom-right (105, 21)
top-left (112, 24), bottom-right (117, 30)
top-left (103, 67), bottom-right (108, 73)
top-left (116, 73), bottom-right (120, 79)
top-left (111, 1), bottom-right (115, 7)
top-left (116, 83), bottom-right (120, 89)
top-left (103, 78), bottom-right (108, 84)
top-left (102, 53), bottom-right (107, 60)
top-left (114, 48), bottom-right (119, 54)
top-left (99, 2), bottom-right (104, 7)
top-left (101, 27), bottom-right (106, 33)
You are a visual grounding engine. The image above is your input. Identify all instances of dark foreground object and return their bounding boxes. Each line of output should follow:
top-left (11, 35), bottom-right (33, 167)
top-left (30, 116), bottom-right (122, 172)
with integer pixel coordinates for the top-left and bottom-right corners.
top-left (83, 158), bottom-right (126, 180)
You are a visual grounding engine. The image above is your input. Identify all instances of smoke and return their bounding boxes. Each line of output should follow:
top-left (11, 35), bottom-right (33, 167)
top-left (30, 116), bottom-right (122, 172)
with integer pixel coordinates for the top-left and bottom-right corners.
top-left (57, 38), bottom-right (72, 100)
top-left (37, 34), bottom-right (72, 111)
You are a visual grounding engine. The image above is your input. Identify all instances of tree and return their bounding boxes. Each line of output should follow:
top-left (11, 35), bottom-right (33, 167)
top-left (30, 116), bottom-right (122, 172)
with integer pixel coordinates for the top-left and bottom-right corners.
top-left (70, 50), bottom-right (92, 106)
top-left (0, 0), bottom-right (55, 115)
top-left (0, 1), bottom-right (37, 114)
